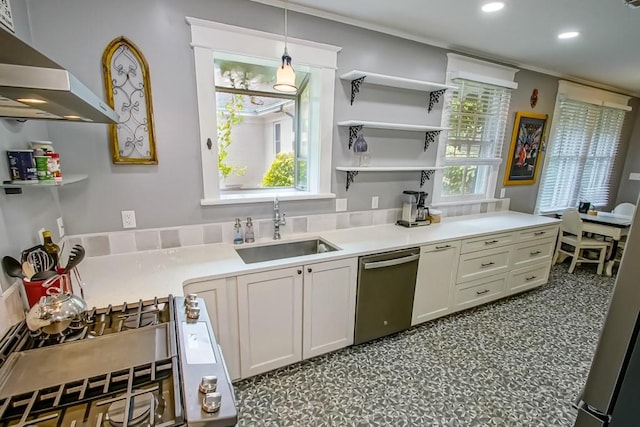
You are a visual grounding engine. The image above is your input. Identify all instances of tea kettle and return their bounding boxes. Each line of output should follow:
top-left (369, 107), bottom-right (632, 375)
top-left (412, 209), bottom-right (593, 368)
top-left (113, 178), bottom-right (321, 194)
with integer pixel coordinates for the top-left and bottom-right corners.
top-left (26, 293), bottom-right (87, 335)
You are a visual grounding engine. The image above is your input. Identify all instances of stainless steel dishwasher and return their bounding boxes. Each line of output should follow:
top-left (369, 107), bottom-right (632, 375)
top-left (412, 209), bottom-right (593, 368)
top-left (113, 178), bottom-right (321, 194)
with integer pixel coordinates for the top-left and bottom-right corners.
top-left (354, 247), bottom-right (420, 345)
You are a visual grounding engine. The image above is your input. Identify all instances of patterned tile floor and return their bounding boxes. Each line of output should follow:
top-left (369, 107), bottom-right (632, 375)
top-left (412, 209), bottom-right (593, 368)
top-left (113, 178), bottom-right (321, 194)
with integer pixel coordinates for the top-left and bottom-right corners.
top-left (234, 264), bottom-right (615, 426)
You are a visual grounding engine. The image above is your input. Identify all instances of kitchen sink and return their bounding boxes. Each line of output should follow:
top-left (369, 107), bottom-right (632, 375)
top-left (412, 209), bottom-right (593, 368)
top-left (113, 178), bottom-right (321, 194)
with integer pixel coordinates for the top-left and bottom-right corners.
top-left (236, 238), bottom-right (340, 264)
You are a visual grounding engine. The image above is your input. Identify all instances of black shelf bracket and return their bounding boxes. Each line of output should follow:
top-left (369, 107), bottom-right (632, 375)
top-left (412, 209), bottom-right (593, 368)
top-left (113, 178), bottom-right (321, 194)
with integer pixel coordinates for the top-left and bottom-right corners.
top-left (428, 89), bottom-right (447, 113)
top-left (345, 170), bottom-right (359, 191)
top-left (348, 125), bottom-right (364, 150)
top-left (424, 130), bottom-right (442, 151)
top-left (349, 77), bottom-right (366, 105)
top-left (420, 170), bottom-right (436, 187)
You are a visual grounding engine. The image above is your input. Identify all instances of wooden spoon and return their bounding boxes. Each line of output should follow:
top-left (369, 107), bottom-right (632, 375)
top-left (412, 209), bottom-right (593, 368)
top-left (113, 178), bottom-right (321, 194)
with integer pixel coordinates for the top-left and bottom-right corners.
top-left (22, 262), bottom-right (35, 279)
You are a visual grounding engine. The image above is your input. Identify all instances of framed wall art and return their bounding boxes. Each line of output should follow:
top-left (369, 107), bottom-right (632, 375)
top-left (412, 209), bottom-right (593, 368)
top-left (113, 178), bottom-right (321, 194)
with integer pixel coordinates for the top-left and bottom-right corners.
top-left (102, 36), bottom-right (158, 164)
top-left (504, 112), bottom-right (548, 186)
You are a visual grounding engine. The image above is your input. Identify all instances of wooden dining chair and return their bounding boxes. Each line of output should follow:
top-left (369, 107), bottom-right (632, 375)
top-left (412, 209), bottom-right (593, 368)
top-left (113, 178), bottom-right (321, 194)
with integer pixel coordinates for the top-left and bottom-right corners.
top-left (554, 208), bottom-right (611, 274)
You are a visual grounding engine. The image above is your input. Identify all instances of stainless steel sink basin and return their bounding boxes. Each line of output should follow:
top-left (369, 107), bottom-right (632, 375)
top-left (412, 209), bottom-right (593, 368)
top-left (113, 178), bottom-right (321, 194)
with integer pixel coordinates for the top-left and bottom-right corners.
top-left (236, 238), bottom-right (340, 264)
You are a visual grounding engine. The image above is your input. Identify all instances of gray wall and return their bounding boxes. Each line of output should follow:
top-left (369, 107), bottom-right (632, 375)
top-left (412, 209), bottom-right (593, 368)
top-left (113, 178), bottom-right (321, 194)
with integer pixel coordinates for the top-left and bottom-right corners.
top-left (616, 101), bottom-right (640, 206)
top-left (0, 0), bottom-right (64, 290)
top-left (18, 0), bottom-right (638, 235)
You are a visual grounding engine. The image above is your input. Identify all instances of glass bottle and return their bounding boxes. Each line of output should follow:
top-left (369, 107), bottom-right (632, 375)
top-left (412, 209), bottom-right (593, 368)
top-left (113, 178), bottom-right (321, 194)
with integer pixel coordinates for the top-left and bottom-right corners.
top-left (233, 218), bottom-right (244, 245)
top-left (245, 217), bottom-right (255, 243)
top-left (353, 132), bottom-right (370, 166)
top-left (42, 230), bottom-right (60, 268)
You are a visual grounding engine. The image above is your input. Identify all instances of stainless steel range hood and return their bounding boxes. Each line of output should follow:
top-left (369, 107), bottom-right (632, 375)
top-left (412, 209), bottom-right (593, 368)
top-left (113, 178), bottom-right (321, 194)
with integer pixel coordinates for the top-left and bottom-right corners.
top-left (0, 29), bottom-right (118, 123)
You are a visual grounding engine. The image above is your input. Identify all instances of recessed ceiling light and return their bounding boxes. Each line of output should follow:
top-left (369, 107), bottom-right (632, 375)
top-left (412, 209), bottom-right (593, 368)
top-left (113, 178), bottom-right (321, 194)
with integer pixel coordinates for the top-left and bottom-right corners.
top-left (63, 115), bottom-right (82, 119)
top-left (17, 98), bottom-right (47, 104)
top-left (558, 31), bottom-right (580, 39)
top-left (481, 2), bottom-right (505, 12)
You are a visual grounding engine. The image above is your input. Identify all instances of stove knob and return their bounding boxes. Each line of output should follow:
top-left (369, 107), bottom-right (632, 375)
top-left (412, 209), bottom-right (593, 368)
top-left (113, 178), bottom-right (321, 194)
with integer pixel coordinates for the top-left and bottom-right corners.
top-left (186, 304), bottom-right (200, 319)
top-left (185, 294), bottom-right (198, 306)
top-left (199, 375), bottom-right (218, 393)
top-left (202, 392), bottom-right (222, 413)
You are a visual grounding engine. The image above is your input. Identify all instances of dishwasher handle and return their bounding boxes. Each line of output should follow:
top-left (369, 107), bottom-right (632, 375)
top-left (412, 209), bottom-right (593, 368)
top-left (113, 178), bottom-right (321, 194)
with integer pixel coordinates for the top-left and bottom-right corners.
top-left (363, 254), bottom-right (420, 270)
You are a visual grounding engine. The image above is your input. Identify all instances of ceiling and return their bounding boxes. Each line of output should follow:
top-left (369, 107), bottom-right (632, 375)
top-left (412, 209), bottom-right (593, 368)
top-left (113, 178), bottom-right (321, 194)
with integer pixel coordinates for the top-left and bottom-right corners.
top-left (253, 0), bottom-right (640, 96)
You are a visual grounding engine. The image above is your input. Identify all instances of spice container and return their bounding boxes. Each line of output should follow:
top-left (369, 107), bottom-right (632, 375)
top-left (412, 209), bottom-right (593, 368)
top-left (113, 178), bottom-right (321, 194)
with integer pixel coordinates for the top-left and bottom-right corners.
top-left (45, 152), bottom-right (62, 182)
top-left (6, 150), bottom-right (38, 183)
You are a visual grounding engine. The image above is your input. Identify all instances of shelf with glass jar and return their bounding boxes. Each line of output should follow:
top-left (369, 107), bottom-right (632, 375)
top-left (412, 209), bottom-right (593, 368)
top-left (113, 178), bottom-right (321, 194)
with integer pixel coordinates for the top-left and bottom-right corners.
top-left (335, 166), bottom-right (445, 191)
top-left (337, 120), bottom-right (449, 152)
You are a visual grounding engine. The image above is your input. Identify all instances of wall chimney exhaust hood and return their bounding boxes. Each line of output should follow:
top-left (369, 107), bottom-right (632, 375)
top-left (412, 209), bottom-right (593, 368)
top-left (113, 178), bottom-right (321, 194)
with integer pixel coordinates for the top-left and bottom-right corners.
top-left (0, 29), bottom-right (118, 123)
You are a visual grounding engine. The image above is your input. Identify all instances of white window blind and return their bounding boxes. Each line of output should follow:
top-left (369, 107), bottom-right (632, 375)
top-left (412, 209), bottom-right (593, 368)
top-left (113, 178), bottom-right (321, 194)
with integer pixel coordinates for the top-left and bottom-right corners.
top-left (536, 98), bottom-right (626, 213)
top-left (440, 79), bottom-right (512, 197)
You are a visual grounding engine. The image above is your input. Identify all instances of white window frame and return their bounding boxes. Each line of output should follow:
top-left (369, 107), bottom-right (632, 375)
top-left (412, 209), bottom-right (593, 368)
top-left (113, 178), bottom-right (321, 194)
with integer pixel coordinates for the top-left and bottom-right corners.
top-left (534, 80), bottom-right (631, 214)
top-left (187, 17), bottom-right (340, 205)
top-left (432, 54), bottom-right (518, 204)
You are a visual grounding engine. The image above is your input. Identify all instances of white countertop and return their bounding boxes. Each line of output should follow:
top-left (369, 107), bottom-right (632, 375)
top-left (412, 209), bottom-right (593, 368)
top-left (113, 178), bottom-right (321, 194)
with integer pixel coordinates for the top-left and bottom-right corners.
top-left (79, 211), bottom-right (559, 307)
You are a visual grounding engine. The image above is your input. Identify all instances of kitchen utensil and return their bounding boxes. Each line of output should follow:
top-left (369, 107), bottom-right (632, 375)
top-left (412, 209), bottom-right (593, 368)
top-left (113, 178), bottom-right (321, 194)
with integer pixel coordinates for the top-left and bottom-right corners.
top-left (25, 292), bottom-right (87, 334)
top-left (22, 245), bottom-right (54, 272)
top-left (2, 256), bottom-right (24, 279)
top-left (63, 245), bottom-right (85, 274)
top-left (73, 267), bottom-right (85, 300)
top-left (22, 261), bottom-right (35, 279)
top-left (31, 270), bottom-right (58, 281)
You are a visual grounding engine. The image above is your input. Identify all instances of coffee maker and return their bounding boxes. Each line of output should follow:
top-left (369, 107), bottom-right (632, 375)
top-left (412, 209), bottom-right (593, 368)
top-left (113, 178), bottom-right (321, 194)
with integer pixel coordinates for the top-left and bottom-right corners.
top-left (397, 191), bottom-right (431, 228)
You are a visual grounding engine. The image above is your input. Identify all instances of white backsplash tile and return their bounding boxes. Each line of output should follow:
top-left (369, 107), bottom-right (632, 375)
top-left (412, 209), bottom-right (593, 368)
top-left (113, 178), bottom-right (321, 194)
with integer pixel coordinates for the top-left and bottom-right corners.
top-left (292, 217), bottom-right (308, 234)
top-left (179, 226), bottom-right (204, 247)
top-left (160, 229), bottom-right (180, 249)
top-left (84, 235), bottom-right (111, 257)
top-left (203, 224), bottom-right (223, 244)
top-left (135, 230), bottom-right (161, 251)
top-left (109, 232), bottom-right (136, 254)
top-left (336, 213), bottom-right (350, 229)
top-left (349, 211), bottom-right (373, 227)
top-left (307, 214), bottom-right (336, 232)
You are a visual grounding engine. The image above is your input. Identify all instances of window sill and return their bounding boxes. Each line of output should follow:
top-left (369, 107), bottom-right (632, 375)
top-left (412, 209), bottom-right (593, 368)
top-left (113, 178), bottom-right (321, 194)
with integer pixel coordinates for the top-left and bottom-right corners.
top-left (200, 191), bottom-right (336, 206)
top-left (431, 198), bottom-right (505, 207)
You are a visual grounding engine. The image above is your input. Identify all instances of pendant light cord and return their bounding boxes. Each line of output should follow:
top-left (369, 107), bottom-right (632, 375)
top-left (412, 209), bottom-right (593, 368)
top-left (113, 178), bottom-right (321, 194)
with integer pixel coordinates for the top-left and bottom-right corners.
top-left (284, 4), bottom-right (288, 49)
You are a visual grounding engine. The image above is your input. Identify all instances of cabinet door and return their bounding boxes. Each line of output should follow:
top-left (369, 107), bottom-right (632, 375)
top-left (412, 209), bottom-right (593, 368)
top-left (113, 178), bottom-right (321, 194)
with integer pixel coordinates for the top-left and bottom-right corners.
top-left (237, 267), bottom-right (303, 378)
top-left (303, 258), bottom-right (357, 359)
top-left (412, 241), bottom-right (461, 326)
top-left (183, 277), bottom-right (241, 381)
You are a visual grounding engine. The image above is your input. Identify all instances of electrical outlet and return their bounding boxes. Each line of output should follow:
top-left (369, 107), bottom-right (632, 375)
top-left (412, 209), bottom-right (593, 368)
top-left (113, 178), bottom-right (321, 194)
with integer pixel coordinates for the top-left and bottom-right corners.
top-left (500, 188), bottom-right (506, 198)
top-left (371, 196), bottom-right (379, 209)
top-left (335, 198), bottom-right (347, 212)
top-left (37, 228), bottom-right (45, 245)
top-left (121, 210), bottom-right (137, 229)
top-left (57, 217), bottom-right (65, 237)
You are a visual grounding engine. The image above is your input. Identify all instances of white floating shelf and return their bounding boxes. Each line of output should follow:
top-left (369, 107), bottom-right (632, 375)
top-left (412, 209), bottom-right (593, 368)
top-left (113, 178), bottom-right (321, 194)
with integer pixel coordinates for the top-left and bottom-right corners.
top-left (336, 166), bottom-right (444, 172)
top-left (340, 70), bottom-right (455, 93)
top-left (1, 174), bottom-right (88, 194)
top-left (337, 120), bottom-right (449, 132)
top-left (336, 166), bottom-right (444, 191)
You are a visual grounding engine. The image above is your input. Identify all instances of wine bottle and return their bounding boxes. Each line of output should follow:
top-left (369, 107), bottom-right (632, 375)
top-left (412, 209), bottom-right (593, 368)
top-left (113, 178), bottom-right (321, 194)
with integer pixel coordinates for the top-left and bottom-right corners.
top-left (42, 230), bottom-right (60, 268)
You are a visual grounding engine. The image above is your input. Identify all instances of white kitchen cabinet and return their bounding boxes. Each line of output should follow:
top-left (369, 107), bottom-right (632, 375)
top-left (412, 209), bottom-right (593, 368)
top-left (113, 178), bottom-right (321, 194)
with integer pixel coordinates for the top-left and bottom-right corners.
top-left (183, 277), bottom-right (241, 381)
top-left (454, 273), bottom-right (507, 311)
top-left (302, 258), bottom-right (358, 359)
top-left (508, 263), bottom-right (551, 296)
top-left (237, 267), bottom-right (303, 378)
top-left (457, 245), bottom-right (512, 283)
top-left (237, 258), bottom-right (358, 378)
top-left (511, 237), bottom-right (555, 270)
top-left (412, 241), bottom-right (460, 326)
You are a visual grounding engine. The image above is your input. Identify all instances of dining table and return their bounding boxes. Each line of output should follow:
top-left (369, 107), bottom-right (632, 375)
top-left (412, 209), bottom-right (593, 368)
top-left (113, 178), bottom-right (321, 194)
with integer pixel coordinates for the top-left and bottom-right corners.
top-left (555, 210), bottom-right (632, 276)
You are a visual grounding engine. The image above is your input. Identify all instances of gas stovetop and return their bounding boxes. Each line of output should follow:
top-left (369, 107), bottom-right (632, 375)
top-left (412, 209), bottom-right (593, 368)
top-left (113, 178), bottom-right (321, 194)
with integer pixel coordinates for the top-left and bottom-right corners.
top-left (0, 295), bottom-right (237, 427)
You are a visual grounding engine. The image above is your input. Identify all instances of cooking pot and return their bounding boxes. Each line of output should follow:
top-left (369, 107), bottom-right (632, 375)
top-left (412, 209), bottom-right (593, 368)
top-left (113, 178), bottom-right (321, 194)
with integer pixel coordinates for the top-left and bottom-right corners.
top-left (26, 293), bottom-right (87, 335)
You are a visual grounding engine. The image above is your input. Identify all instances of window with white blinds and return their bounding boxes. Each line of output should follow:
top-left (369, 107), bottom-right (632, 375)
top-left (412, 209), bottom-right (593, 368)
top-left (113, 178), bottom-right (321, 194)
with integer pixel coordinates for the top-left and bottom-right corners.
top-left (440, 79), bottom-right (512, 198)
top-left (535, 99), bottom-right (626, 213)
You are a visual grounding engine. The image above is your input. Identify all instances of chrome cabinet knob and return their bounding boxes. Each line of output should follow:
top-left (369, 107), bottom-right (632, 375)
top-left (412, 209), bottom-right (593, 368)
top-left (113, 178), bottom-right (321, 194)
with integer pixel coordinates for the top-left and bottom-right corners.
top-left (202, 392), bottom-right (222, 413)
top-left (186, 301), bottom-right (200, 319)
top-left (199, 375), bottom-right (218, 393)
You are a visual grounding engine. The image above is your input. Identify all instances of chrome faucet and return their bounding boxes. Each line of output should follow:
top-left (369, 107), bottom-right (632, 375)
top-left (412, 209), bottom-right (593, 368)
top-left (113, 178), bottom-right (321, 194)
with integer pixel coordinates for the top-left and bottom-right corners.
top-left (273, 196), bottom-right (286, 240)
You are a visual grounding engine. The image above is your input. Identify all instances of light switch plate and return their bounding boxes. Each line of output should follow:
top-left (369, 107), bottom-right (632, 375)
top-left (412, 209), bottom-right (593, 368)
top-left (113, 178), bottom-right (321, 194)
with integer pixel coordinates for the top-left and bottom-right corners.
top-left (336, 198), bottom-right (347, 212)
top-left (500, 188), bottom-right (506, 198)
top-left (629, 173), bottom-right (640, 181)
top-left (37, 228), bottom-right (45, 245)
top-left (121, 210), bottom-right (137, 229)
top-left (371, 196), bottom-right (379, 209)
top-left (57, 217), bottom-right (65, 237)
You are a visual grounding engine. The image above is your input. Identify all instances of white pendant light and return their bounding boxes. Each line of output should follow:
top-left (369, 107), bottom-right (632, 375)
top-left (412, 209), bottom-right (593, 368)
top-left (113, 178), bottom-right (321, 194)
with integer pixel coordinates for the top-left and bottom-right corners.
top-left (274, 5), bottom-right (297, 93)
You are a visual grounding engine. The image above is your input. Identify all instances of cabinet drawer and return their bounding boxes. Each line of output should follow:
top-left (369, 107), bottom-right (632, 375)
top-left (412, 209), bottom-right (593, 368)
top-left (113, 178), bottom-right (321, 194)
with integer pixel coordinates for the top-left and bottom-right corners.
top-left (421, 240), bottom-right (461, 254)
top-left (457, 246), bottom-right (512, 283)
top-left (518, 226), bottom-right (559, 243)
top-left (508, 263), bottom-right (550, 295)
top-left (511, 237), bottom-right (555, 269)
top-left (454, 274), bottom-right (507, 311)
top-left (461, 232), bottom-right (515, 254)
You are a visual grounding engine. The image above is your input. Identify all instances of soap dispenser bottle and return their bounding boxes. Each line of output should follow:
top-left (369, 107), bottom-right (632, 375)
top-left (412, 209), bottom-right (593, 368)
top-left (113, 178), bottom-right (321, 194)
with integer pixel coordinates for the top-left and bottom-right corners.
top-left (233, 218), bottom-right (244, 244)
top-left (245, 217), bottom-right (255, 243)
